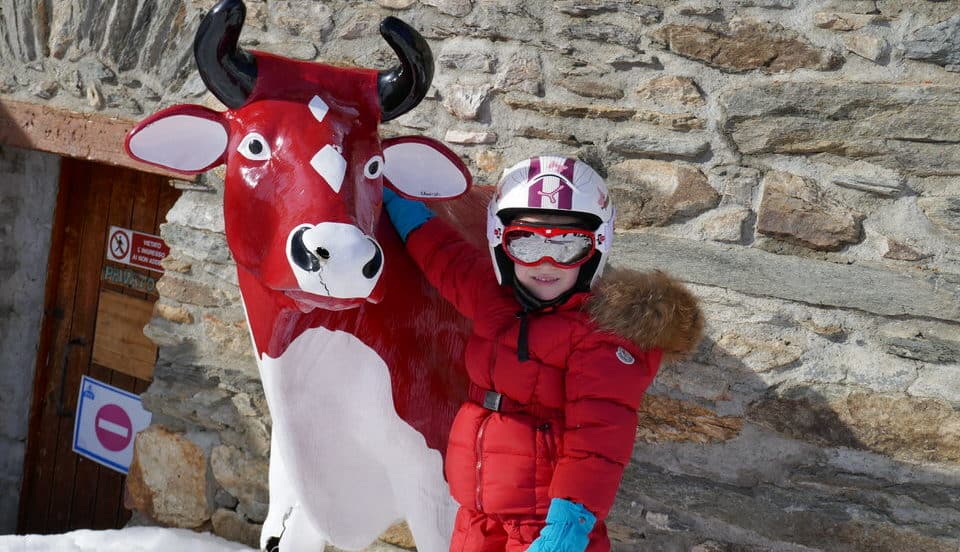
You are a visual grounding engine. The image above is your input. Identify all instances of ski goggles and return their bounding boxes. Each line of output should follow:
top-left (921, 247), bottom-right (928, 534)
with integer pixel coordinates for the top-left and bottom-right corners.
top-left (501, 224), bottom-right (597, 268)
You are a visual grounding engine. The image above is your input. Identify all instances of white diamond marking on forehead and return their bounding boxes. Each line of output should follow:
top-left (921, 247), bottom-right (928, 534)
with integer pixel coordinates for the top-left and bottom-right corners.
top-left (309, 95), bottom-right (329, 123)
top-left (311, 145), bottom-right (347, 193)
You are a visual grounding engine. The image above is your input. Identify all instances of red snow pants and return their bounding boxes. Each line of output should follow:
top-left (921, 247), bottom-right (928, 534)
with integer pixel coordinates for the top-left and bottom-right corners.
top-left (449, 507), bottom-right (610, 552)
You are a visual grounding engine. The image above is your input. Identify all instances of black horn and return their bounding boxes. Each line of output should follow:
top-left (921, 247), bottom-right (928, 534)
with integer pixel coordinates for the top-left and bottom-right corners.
top-left (194, 0), bottom-right (257, 109)
top-left (378, 17), bottom-right (434, 122)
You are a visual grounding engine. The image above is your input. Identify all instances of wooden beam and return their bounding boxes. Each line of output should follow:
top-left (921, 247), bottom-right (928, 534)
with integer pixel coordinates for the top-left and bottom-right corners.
top-left (0, 96), bottom-right (197, 181)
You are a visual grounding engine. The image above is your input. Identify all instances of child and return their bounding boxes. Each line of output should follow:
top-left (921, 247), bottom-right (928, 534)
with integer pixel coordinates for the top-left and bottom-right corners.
top-left (383, 155), bottom-right (703, 552)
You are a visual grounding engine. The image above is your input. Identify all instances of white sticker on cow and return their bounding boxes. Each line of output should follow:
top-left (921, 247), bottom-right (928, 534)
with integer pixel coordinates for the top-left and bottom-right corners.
top-left (311, 145), bottom-right (347, 193)
top-left (288, 222), bottom-right (382, 299)
top-left (309, 95), bottom-right (329, 123)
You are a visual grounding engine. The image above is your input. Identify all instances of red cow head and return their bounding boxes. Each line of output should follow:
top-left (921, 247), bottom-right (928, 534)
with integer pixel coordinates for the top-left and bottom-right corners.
top-left (126, 0), bottom-right (468, 317)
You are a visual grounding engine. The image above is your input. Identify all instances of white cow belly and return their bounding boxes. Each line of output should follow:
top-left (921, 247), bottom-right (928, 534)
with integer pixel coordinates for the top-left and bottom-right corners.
top-left (258, 326), bottom-right (456, 552)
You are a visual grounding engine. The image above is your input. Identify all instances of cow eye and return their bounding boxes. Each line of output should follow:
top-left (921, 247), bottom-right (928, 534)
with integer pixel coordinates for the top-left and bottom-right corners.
top-left (364, 155), bottom-right (384, 179)
top-left (238, 132), bottom-right (271, 161)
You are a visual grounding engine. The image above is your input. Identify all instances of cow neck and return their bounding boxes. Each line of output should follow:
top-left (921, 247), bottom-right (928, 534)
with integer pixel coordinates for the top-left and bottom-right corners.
top-left (236, 266), bottom-right (344, 359)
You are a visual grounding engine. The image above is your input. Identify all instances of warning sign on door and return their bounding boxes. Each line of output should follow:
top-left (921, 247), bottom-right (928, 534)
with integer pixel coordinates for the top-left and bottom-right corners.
top-left (106, 226), bottom-right (169, 273)
top-left (72, 375), bottom-right (152, 474)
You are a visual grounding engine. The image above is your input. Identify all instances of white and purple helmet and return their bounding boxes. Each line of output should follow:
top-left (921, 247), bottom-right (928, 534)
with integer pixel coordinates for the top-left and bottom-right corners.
top-left (487, 155), bottom-right (615, 288)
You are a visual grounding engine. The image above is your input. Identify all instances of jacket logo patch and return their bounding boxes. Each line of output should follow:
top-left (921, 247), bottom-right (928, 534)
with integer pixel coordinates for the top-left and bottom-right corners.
top-left (616, 346), bottom-right (635, 365)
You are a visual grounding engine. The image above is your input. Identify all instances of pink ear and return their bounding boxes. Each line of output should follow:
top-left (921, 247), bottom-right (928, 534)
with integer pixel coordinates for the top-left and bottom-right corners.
top-left (382, 136), bottom-right (471, 200)
top-left (126, 105), bottom-right (229, 175)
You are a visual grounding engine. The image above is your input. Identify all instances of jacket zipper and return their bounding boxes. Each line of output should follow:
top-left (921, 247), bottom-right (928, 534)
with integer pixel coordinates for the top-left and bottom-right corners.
top-left (538, 422), bottom-right (558, 469)
top-left (475, 413), bottom-right (492, 511)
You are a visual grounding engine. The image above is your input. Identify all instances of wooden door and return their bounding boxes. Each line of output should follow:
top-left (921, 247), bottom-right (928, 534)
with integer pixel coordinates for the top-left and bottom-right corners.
top-left (17, 158), bottom-right (180, 534)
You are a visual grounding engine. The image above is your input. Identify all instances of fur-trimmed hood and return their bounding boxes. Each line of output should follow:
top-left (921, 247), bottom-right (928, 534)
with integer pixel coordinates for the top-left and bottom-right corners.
top-left (585, 267), bottom-right (704, 362)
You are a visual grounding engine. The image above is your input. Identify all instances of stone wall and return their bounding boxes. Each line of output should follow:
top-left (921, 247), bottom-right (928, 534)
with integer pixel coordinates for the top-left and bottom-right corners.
top-left (0, 146), bottom-right (60, 533)
top-left (1, 0), bottom-right (958, 550)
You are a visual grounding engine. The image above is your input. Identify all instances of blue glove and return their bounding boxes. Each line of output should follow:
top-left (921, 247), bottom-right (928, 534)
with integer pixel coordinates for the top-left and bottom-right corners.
top-left (382, 187), bottom-right (434, 242)
top-left (527, 498), bottom-right (597, 552)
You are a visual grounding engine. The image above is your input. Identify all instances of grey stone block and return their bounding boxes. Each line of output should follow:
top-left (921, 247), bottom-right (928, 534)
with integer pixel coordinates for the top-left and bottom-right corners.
top-left (612, 233), bottom-right (960, 323)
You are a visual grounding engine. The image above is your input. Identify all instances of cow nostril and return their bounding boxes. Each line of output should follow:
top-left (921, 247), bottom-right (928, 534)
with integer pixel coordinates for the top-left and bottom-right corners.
top-left (316, 247), bottom-right (330, 260)
top-left (291, 228), bottom-right (321, 272)
top-left (362, 239), bottom-right (383, 279)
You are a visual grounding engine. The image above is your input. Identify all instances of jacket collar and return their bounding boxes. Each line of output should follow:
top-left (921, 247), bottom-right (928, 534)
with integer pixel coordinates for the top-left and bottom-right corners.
top-left (585, 268), bottom-right (704, 361)
top-left (511, 282), bottom-right (589, 314)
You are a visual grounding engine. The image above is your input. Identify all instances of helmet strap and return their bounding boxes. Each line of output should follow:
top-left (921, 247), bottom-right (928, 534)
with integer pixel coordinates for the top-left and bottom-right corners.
top-left (494, 246), bottom-right (516, 286)
top-left (574, 252), bottom-right (602, 291)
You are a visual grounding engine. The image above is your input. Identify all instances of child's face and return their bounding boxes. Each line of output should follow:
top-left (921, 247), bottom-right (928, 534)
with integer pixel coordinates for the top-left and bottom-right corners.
top-left (514, 262), bottom-right (581, 301)
top-left (511, 212), bottom-right (584, 301)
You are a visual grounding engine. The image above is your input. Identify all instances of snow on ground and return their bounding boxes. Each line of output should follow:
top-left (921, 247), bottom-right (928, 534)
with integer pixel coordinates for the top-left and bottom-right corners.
top-left (0, 526), bottom-right (255, 552)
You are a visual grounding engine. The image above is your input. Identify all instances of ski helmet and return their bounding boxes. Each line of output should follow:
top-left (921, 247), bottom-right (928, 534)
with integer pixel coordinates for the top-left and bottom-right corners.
top-left (486, 155), bottom-right (614, 289)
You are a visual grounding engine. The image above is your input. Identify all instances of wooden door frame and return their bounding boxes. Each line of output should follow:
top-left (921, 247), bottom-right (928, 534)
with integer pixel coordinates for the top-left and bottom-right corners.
top-left (0, 96), bottom-right (196, 182)
top-left (16, 164), bottom-right (73, 532)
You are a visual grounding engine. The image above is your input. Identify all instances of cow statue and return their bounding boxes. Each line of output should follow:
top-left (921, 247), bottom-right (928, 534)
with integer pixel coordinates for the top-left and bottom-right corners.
top-left (125, 1), bottom-right (486, 550)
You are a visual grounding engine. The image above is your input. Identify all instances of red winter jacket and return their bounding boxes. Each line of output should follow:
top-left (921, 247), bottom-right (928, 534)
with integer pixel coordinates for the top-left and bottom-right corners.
top-left (406, 218), bottom-right (703, 520)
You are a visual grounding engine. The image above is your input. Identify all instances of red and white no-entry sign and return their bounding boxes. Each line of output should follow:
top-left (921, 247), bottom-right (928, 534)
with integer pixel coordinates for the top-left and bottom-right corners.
top-left (72, 375), bottom-right (152, 474)
top-left (105, 225), bottom-right (169, 273)
top-left (95, 404), bottom-right (133, 452)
